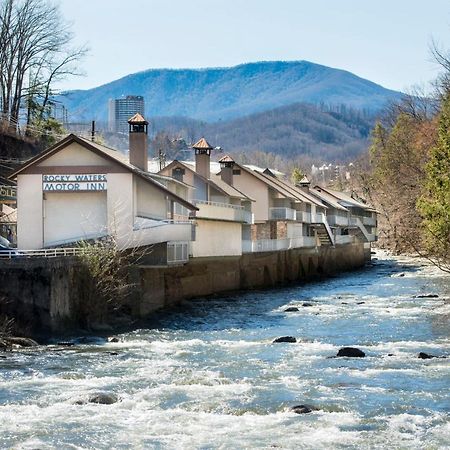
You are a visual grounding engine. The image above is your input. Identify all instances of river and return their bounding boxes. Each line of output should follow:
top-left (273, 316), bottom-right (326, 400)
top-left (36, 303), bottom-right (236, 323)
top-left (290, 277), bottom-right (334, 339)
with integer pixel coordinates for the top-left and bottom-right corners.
top-left (0, 252), bottom-right (449, 449)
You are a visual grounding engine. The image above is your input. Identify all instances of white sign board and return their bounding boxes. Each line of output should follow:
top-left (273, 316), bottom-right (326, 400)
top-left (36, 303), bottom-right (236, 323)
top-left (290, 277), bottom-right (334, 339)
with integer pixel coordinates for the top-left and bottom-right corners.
top-left (42, 174), bottom-right (107, 192)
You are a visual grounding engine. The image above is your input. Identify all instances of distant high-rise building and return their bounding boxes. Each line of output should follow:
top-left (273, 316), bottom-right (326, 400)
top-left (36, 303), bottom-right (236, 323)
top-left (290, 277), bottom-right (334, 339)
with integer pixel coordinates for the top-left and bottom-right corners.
top-left (108, 95), bottom-right (145, 133)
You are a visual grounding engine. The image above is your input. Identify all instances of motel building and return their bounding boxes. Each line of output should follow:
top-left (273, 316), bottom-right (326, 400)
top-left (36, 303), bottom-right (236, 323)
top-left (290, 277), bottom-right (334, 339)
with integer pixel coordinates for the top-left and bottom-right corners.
top-left (9, 114), bottom-right (198, 264)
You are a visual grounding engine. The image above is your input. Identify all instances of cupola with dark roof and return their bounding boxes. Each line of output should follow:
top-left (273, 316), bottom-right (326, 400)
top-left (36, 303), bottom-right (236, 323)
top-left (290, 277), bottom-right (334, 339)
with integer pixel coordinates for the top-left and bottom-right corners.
top-left (192, 137), bottom-right (213, 179)
top-left (128, 113), bottom-right (149, 172)
top-left (219, 154), bottom-right (235, 186)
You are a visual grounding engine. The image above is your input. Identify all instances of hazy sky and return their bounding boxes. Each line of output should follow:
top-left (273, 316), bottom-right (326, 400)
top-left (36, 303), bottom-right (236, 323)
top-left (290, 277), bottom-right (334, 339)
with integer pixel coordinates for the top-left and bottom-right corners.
top-left (58, 0), bottom-right (450, 92)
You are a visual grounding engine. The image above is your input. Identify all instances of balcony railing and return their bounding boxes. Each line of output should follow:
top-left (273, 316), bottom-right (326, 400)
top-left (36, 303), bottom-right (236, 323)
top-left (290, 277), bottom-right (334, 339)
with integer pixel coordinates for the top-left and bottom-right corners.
top-left (362, 216), bottom-right (377, 227)
top-left (193, 200), bottom-right (253, 224)
top-left (131, 217), bottom-right (194, 249)
top-left (335, 235), bottom-right (355, 245)
top-left (296, 211), bottom-right (311, 223)
top-left (327, 214), bottom-right (349, 227)
top-left (269, 207), bottom-right (296, 221)
top-left (311, 212), bottom-right (326, 223)
top-left (242, 236), bottom-right (316, 253)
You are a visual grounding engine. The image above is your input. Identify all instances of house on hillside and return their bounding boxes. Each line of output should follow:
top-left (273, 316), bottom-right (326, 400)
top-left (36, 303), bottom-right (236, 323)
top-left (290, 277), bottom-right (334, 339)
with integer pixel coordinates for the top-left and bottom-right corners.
top-left (9, 114), bottom-right (198, 265)
top-left (158, 138), bottom-right (254, 257)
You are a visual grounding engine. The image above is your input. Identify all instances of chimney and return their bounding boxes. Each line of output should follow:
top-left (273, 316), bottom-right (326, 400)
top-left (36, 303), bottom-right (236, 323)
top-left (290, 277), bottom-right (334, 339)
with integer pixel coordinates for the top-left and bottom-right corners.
top-left (128, 113), bottom-right (149, 171)
top-left (192, 137), bottom-right (213, 179)
top-left (219, 154), bottom-right (235, 186)
top-left (297, 176), bottom-right (311, 192)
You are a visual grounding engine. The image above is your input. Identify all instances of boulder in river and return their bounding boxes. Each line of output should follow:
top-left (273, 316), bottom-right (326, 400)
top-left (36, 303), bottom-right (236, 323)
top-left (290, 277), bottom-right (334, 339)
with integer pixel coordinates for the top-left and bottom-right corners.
top-left (414, 294), bottom-right (439, 299)
top-left (302, 303), bottom-right (314, 307)
top-left (75, 392), bottom-right (119, 405)
top-left (292, 404), bottom-right (319, 414)
top-left (336, 347), bottom-right (366, 357)
top-left (284, 307), bottom-right (299, 312)
top-left (418, 352), bottom-right (438, 359)
top-left (108, 337), bottom-right (120, 343)
top-left (273, 336), bottom-right (297, 343)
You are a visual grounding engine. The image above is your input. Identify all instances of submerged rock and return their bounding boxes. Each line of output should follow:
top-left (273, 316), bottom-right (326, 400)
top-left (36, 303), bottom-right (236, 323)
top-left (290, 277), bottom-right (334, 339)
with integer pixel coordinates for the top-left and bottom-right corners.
top-left (292, 404), bottom-right (319, 414)
top-left (414, 294), bottom-right (439, 299)
top-left (336, 347), bottom-right (366, 358)
top-left (356, 301), bottom-right (365, 305)
top-left (302, 303), bottom-right (314, 307)
top-left (284, 307), bottom-right (299, 312)
top-left (108, 337), bottom-right (120, 343)
top-left (273, 336), bottom-right (297, 343)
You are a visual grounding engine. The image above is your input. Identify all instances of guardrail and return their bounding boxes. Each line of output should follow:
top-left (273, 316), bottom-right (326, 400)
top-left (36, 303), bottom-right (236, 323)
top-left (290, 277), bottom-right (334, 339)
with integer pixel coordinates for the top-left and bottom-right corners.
top-left (0, 247), bottom-right (86, 259)
top-left (193, 200), bottom-right (253, 223)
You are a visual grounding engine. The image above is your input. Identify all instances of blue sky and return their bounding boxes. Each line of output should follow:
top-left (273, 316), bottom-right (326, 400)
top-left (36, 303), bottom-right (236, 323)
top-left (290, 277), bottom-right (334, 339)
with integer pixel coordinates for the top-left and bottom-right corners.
top-left (58, 0), bottom-right (450, 92)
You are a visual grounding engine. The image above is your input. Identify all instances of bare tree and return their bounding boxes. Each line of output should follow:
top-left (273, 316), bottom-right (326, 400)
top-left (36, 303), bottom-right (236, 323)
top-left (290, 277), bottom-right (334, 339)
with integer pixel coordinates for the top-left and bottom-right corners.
top-left (0, 0), bottom-right (86, 133)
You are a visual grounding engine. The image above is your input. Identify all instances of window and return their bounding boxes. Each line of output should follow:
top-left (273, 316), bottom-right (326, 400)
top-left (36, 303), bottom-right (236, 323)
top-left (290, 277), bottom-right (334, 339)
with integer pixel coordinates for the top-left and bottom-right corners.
top-left (233, 169), bottom-right (241, 175)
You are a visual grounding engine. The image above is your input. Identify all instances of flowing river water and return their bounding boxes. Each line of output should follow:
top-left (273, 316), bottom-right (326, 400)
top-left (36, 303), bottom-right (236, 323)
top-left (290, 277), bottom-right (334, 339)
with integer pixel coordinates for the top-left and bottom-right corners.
top-left (0, 252), bottom-right (449, 449)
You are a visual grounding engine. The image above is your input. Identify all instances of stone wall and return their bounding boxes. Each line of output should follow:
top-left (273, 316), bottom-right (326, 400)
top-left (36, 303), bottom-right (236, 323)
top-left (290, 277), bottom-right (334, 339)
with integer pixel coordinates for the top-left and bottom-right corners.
top-left (0, 242), bottom-right (369, 336)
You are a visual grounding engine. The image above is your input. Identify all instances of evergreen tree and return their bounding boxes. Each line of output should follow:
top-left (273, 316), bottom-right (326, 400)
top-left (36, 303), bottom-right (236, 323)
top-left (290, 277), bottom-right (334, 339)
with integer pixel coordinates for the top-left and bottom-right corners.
top-left (418, 93), bottom-right (450, 264)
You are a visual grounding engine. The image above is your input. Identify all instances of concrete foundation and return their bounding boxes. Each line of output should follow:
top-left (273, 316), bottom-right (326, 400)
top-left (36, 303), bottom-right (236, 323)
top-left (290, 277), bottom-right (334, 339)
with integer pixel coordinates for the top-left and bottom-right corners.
top-left (0, 243), bottom-right (369, 336)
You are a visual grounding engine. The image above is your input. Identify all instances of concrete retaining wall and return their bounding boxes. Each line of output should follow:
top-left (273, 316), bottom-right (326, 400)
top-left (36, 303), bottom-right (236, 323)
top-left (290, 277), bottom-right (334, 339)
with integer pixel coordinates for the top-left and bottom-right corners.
top-left (0, 243), bottom-right (369, 336)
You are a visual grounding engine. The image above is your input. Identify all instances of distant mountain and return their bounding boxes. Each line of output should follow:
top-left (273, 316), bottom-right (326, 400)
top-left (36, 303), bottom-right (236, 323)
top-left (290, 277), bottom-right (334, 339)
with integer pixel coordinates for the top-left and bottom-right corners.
top-left (60, 61), bottom-right (402, 123)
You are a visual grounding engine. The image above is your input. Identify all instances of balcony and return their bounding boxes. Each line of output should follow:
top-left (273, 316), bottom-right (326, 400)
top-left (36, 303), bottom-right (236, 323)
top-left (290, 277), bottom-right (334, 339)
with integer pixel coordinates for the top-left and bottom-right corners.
top-left (327, 214), bottom-right (349, 227)
top-left (269, 207), bottom-right (296, 221)
top-left (193, 200), bottom-right (253, 224)
top-left (131, 217), bottom-right (194, 249)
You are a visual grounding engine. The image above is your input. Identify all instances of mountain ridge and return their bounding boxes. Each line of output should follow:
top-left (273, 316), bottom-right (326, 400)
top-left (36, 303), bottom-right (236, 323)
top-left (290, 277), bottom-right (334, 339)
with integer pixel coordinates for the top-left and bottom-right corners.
top-left (60, 60), bottom-right (403, 123)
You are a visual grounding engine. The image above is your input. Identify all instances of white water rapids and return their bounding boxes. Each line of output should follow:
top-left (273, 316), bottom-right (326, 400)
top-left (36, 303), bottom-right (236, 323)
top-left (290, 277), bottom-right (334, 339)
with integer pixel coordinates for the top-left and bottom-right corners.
top-left (0, 252), bottom-right (449, 449)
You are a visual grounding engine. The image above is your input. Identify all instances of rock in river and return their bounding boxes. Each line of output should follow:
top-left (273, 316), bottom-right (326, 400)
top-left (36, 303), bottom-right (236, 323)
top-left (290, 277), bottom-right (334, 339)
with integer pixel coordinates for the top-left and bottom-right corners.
top-left (284, 307), bottom-right (299, 312)
top-left (414, 294), bottom-right (439, 298)
top-left (418, 352), bottom-right (438, 359)
top-left (336, 347), bottom-right (366, 357)
top-left (292, 404), bottom-right (319, 414)
top-left (75, 393), bottom-right (119, 405)
top-left (273, 336), bottom-right (297, 343)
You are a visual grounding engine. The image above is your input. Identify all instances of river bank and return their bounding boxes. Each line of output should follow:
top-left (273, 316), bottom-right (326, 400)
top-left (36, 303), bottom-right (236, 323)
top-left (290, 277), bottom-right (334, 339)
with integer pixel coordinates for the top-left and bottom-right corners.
top-left (0, 251), bottom-right (449, 449)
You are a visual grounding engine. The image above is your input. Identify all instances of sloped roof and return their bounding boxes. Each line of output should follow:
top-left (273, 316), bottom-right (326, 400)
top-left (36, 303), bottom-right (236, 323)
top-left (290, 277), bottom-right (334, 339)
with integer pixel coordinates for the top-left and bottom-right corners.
top-left (316, 186), bottom-right (373, 210)
top-left (8, 134), bottom-right (198, 211)
top-left (192, 137), bottom-right (213, 150)
top-left (128, 113), bottom-right (148, 124)
top-left (236, 164), bottom-right (301, 202)
top-left (310, 187), bottom-right (349, 211)
top-left (266, 175), bottom-right (327, 208)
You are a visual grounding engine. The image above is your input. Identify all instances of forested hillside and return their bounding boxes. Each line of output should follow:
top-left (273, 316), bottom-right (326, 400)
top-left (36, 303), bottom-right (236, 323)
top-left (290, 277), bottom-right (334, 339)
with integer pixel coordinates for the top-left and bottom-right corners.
top-left (148, 103), bottom-right (375, 163)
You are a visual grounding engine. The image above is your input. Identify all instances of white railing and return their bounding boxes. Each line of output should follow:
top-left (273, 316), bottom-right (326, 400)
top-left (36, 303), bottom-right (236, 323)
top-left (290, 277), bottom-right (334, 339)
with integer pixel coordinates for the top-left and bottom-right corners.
top-left (311, 212), bottom-right (326, 223)
top-left (289, 236), bottom-right (316, 248)
top-left (193, 200), bottom-right (253, 223)
top-left (167, 241), bottom-right (189, 264)
top-left (296, 211), bottom-right (311, 223)
top-left (269, 207), bottom-right (296, 221)
top-left (335, 235), bottom-right (355, 245)
top-left (0, 247), bottom-right (86, 259)
top-left (327, 214), bottom-right (349, 226)
top-left (242, 236), bottom-right (316, 253)
top-left (362, 216), bottom-right (377, 227)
